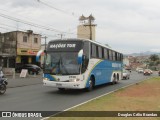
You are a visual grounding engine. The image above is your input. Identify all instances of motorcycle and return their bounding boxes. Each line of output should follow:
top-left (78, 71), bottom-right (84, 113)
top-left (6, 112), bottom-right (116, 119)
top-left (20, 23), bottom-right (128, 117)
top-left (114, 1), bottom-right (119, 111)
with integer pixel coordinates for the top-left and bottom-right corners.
top-left (0, 77), bottom-right (8, 95)
top-left (0, 68), bottom-right (8, 94)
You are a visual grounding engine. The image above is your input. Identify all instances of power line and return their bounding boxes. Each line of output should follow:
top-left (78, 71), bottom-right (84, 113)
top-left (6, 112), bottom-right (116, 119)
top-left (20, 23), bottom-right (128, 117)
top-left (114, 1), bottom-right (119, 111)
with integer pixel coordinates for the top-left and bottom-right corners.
top-left (0, 26), bottom-right (10, 30)
top-left (0, 12), bottom-right (76, 35)
top-left (0, 8), bottom-right (72, 34)
top-left (0, 7), bottom-right (80, 37)
top-left (0, 23), bottom-right (24, 31)
top-left (0, 11), bottom-right (89, 38)
top-left (37, 0), bottom-right (78, 18)
top-left (0, 22), bottom-right (91, 39)
top-left (0, 23), bottom-right (76, 39)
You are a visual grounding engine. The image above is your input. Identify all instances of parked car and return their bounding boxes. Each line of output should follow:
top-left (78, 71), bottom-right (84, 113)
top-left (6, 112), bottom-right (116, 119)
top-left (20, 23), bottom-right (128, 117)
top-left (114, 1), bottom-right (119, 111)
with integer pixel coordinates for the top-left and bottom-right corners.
top-left (158, 71), bottom-right (160, 76)
top-left (148, 69), bottom-right (153, 74)
top-left (143, 69), bottom-right (152, 75)
top-left (136, 67), bottom-right (141, 72)
top-left (15, 64), bottom-right (41, 75)
top-left (138, 68), bottom-right (144, 73)
top-left (122, 70), bottom-right (130, 80)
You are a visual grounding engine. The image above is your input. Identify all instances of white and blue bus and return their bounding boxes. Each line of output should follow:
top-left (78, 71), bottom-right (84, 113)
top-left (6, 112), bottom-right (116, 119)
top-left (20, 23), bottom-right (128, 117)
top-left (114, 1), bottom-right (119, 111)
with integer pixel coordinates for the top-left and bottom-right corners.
top-left (42, 38), bottom-right (123, 91)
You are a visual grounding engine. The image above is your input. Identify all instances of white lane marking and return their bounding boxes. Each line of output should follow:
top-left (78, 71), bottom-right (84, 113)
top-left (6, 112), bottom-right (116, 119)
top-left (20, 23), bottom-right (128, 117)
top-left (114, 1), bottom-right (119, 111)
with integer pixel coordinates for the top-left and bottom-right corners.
top-left (41, 77), bottom-right (153, 120)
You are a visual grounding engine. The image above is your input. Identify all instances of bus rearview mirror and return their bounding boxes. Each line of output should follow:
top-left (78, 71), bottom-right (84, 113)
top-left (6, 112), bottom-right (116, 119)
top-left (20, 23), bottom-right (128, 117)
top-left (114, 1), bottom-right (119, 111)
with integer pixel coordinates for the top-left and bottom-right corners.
top-left (77, 49), bottom-right (83, 65)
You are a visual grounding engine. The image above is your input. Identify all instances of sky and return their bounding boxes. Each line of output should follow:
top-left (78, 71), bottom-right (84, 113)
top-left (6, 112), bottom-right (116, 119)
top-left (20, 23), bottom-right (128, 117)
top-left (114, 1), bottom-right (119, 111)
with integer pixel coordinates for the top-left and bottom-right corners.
top-left (0, 0), bottom-right (160, 54)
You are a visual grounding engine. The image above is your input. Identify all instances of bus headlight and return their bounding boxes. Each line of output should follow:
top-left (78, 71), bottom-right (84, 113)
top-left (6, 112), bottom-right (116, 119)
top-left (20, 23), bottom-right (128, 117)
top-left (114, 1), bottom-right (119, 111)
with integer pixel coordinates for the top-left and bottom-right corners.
top-left (69, 78), bottom-right (80, 82)
top-left (43, 78), bottom-right (49, 81)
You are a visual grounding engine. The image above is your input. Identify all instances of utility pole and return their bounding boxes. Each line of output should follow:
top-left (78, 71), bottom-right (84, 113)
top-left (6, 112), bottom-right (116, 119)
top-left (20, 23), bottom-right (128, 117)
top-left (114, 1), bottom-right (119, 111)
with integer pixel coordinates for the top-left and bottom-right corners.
top-left (89, 18), bottom-right (92, 40)
top-left (57, 34), bottom-right (64, 39)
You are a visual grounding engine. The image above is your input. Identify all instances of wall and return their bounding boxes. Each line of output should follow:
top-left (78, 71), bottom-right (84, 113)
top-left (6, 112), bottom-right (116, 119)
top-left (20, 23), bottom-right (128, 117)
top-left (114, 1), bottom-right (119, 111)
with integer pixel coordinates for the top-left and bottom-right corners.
top-left (0, 32), bottom-right (17, 56)
top-left (17, 31), bottom-right (41, 50)
top-left (77, 24), bottom-right (96, 40)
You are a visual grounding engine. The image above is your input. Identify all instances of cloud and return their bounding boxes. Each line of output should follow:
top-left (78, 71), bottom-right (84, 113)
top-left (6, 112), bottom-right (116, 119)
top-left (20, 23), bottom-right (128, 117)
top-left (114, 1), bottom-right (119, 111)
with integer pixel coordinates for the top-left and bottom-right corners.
top-left (0, 0), bottom-right (160, 54)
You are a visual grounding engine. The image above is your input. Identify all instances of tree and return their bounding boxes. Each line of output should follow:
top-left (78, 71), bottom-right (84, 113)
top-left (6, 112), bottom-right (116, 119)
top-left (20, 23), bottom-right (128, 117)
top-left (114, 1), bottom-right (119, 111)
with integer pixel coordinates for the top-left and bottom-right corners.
top-left (149, 54), bottom-right (159, 61)
top-left (155, 60), bottom-right (160, 65)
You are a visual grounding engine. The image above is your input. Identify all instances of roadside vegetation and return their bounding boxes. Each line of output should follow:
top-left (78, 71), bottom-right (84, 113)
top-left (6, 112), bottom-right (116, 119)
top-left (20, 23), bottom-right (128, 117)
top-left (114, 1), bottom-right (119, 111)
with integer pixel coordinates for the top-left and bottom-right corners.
top-left (148, 54), bottom-right (160, 70)
top-left (49, 77), bottom-right (160, 120)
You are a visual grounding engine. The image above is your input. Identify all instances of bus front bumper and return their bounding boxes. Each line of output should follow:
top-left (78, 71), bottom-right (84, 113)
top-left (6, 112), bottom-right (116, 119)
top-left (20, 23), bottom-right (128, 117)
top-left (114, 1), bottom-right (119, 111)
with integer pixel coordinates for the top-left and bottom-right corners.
top-left (43, 80), bottom-right (85, 89)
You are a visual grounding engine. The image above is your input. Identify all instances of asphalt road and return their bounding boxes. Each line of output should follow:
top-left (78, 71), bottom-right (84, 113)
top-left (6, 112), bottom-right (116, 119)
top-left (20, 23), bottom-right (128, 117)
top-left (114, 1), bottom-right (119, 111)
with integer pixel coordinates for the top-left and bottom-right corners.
top-left (0, 71), bottom-right (157, 117)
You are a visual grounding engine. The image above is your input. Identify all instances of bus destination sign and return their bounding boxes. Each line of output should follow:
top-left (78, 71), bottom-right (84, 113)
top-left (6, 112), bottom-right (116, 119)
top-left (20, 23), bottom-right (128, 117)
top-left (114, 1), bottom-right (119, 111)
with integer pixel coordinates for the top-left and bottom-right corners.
top-left (47, 41), bottom-right (83, 52)
top-left (49, 43), bottom-right (76, 49)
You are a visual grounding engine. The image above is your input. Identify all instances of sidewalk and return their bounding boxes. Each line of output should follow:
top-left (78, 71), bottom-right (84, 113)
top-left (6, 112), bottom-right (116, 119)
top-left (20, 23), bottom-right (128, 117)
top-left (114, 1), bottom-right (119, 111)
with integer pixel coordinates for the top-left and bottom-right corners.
top-left (6, 73), bottom-right (43, 88)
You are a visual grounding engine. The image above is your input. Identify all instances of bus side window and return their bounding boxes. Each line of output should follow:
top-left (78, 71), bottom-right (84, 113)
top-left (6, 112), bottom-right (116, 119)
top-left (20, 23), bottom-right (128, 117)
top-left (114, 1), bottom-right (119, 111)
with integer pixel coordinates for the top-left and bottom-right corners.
top-left (115, 52), bottom-right (117, 61)
top-left (91, 44), bottom-right (97, 58)
top-left (121, 54), bottom-right (123, 61)
top-left (117, 53), bottom-right (119, 61)
top-left (109, 50), bottom-right (113, 61)
top-left (82, 41), bottom-right (89, 73)
top-left (98, 46), bottom-right (102, 58)
top-left (113, 51), bottom-right (115, 61)
top-left (102, 48), bottom-right (104, 59)
top-left (104, 49), bottom-right (108, 59)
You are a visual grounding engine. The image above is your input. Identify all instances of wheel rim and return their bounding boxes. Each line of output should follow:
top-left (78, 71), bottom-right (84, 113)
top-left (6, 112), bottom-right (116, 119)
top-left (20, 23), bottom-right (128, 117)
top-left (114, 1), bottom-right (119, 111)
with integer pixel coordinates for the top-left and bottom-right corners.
top-left (88, 79), bottom-right (93, 90)
top-left (0, 85), bottom-right (6, 94)
top-left (112, 76), bottom-right (116, 84)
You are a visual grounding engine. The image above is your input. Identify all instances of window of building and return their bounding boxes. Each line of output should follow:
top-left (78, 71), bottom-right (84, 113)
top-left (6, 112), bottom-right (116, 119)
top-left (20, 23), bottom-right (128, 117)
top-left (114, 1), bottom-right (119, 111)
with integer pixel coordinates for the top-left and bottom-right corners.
top-left (2, 37), bottom-right (4, 42)
top-left (34, 38), bottom-right (38, 44)
top-left (23, 36), bottom-right (27, 42)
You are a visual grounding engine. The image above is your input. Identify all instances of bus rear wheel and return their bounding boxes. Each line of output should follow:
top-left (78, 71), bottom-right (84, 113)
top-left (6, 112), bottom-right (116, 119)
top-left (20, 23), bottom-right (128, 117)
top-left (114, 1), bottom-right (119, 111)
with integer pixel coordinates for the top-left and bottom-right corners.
top-left (111, 75), bottom-right (117, 85)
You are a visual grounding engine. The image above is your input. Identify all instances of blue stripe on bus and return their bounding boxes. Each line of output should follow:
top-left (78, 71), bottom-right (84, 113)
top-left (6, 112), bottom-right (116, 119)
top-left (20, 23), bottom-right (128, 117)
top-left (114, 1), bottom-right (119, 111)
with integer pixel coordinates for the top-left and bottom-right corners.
top-left (44, 74), bottom-right (56, 81)
top-left (85, 60), bottom-right (122, 88)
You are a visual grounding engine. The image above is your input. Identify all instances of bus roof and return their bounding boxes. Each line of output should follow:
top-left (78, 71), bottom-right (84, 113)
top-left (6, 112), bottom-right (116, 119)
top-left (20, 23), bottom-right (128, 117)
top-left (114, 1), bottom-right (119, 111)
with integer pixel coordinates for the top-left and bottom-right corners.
top-left (48, 38), bottom-right (123, 54)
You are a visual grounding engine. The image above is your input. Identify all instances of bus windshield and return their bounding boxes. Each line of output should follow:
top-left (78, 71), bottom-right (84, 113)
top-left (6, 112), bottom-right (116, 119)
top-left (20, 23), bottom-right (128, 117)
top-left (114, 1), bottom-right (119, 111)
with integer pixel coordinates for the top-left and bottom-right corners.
top-left (44, 52), bottom-right (80, 75)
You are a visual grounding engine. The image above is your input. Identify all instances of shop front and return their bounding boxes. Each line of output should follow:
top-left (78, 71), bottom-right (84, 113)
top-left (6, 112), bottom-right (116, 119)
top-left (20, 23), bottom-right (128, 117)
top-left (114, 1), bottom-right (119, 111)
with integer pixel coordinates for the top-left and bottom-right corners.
top-left (16, 48), bottom-right (39, 65)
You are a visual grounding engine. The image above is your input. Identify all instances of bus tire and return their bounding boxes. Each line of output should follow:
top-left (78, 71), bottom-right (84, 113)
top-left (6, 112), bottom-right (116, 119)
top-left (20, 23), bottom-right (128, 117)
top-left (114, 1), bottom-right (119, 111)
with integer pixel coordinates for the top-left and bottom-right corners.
top-left (58, 88), bottom-right (65, 91)
top-left (116, 74), bottom-right (119, 84)
top-left (111, 74), bottom-right (116, 85)
top-left (87, 77), bottom-right (94, 91)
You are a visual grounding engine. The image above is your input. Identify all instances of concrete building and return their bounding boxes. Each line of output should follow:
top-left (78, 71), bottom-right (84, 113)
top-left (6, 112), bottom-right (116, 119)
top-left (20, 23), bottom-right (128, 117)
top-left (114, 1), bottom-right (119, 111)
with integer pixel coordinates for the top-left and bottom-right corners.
top-left (0, 32), bottom-right (16, 68)
top-left (0, 30), bottom-right (41, 74)
top-left (16, 30), bottom-right (41, 65)
top-left (77, 14), bottom-right (96, 40)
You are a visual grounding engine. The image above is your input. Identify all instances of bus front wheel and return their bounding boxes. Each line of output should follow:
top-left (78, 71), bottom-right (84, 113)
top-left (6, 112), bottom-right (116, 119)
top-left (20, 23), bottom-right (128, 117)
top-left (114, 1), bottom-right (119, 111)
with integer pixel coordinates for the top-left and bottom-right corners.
top-left (58, 88), bottom-right (65, 91)
top-left (87, 77), bottom-right (94, 91)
